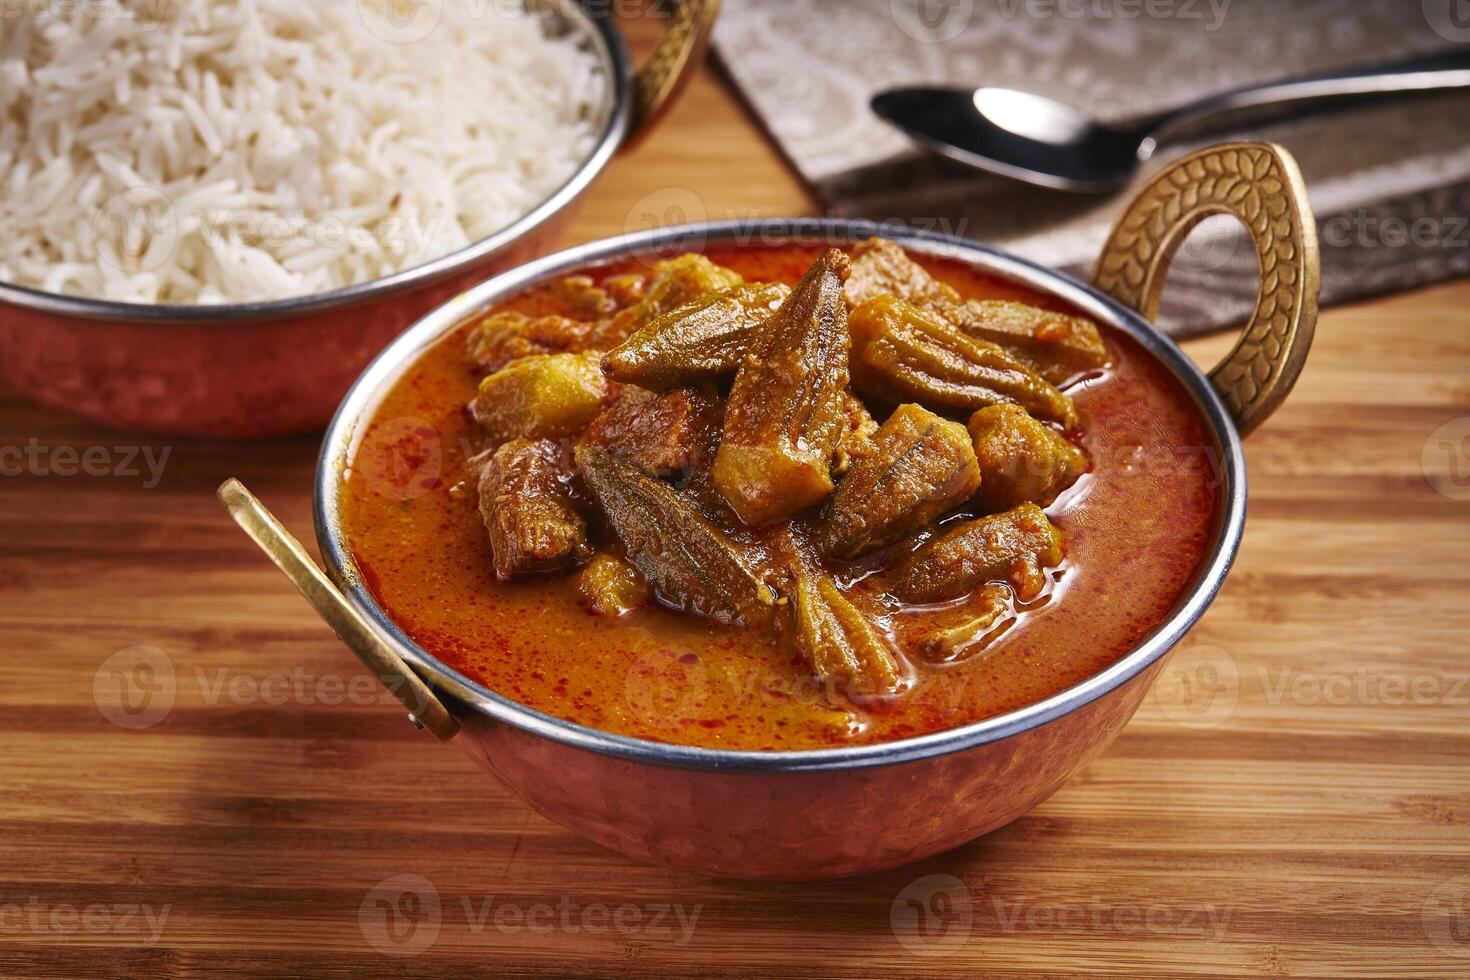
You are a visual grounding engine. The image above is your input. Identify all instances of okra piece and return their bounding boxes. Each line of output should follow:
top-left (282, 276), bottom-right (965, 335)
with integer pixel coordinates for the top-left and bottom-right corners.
top-left (792, 568), bottom-right (905, 698)
top-left (819, 404), bottom-right (981, 560)
top-left (713, 249), bottom-right (853, 526)
top-left (919, 584), bottom-right (1013, 662)
top-left (968, 403), bottom-right (1087, 512)
top-left (937, 299), bottom-right (1108, 386)
top-left (602, 282), bottom-right (791, 389)
top-left (892, 503), bottom-right (1064, 604)
top-left (595, 254), bottom-right (745, 347)
top-left (477, 439), bottom-right (590, 579)
top-left (577, 446), bottom-right (777, 629)
top-left (845, 236), bottom-right (1108, 384)
top-left (849, 295), bottom-right (1077, 428)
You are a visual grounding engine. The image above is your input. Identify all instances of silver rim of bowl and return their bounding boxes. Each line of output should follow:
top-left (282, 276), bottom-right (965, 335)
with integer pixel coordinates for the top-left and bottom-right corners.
top-left (0, 0), bottom-right (633, 324)
top-left (315, 218), bottom-right (1248, 773)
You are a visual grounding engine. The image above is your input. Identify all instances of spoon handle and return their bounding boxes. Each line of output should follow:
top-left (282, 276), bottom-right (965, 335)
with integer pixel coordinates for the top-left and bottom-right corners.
top-left (1145, 49), bottom-right (1470, 153)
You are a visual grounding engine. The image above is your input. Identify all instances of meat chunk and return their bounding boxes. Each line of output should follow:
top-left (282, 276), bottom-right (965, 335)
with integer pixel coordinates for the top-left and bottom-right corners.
top-left (601, 282), bottom-right (791, 389)
top-left (576, 552), bottom-right (652, 617)
top-left (465, 311), bottom-right (592, 375)
top-left (713, 249), bottom-right (852, 526)
top-left (845, 237), bottom-right (1107, 385)
top-left (595, 254), bottom-right (744, 348)
top-left (792, 567), bottom-right (906, 699)
top-left (844, 236), bottom-right (957, 309)
top-left (819, 403), bottom-right (981, 560)
top-left (577, 446), bottom-right (777, 629)
top-left (477, 439), bottom-right (590, 578)
top-left (891, 503), bottom-right (1063, 604)
top-left (581, 386), bottom-right (722, 480)
top-left (849, 295), bottom-right (1077, 428)
top-left (469, 352), bottom-right (608, 443)
top-left (833, 391), bottom-right (880, 475)
top-left (549, 274), bottom-right (618, 319)
top-left (968, 403), bottom-right (1087, 512)
top-left (602, 273), bottom-right (647, 309)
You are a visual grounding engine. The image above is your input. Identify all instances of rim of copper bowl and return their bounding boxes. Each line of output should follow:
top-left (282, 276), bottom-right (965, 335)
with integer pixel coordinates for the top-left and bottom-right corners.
top-left (315, 218), bottom-right (1248, 774)
top-left (0, 2), bottom-right (632, 324)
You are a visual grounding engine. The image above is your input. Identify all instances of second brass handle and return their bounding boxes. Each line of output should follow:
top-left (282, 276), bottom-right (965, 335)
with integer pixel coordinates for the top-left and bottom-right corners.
top-left (627, 0), bottom-right (722, 147)
top-left (218, 479), bottom-right (460, 742)
top-left (1092, 141), bottom-right (1320, 437)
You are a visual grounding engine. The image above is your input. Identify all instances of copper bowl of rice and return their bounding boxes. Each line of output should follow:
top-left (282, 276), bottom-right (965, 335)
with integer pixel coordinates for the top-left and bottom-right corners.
top-left (0, 0), bottom-right (717, 437)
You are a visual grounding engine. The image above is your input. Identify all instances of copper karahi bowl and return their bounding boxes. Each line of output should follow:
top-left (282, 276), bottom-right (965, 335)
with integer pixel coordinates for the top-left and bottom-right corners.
top-left (225, 143), bottom-right (1318, 879)
top-left (0, 0), bottom-right (719, 438)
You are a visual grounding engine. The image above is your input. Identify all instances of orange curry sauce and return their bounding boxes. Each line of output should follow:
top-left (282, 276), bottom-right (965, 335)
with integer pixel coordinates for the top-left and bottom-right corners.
top-left (339, 244), bottom-right (1220, 750)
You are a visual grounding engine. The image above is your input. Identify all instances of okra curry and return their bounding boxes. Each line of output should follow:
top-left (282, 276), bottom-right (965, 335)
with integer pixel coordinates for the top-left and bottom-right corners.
top-left (341, 239), bottom-right (1219, 749)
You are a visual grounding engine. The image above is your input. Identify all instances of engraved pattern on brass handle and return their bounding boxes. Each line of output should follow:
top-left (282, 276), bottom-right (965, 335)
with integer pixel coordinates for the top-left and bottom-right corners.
top-left (629, 0), bottom-right (721, 144)
top-left (1092, 142), bottom-right (1319, 436)
top-left (217, 479), bottom-right (460, 741)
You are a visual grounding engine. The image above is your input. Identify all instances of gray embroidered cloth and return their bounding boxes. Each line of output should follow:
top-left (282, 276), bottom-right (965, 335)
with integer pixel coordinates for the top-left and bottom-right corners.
top-left (712, 0), bottom-right (1470, 335)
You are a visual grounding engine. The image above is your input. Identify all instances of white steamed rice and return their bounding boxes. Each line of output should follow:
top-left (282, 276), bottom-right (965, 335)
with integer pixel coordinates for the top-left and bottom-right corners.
top-left (0, 0), bottom-right (605, 304)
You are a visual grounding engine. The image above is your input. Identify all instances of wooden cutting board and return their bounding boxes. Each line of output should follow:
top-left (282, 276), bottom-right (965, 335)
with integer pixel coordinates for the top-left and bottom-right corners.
top-left (2, 21), bottom-right (1467, 980)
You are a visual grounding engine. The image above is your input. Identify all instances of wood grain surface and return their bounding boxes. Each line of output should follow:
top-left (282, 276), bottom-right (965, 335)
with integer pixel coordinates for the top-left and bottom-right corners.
top-left (2, 16), bottom-right (1469, 980)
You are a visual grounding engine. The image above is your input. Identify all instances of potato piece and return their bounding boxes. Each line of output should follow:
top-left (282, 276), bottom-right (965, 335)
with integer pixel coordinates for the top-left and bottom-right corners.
top-left (601, 282), bottom-right (791, 389)
top-left (577, 553), bottom-right (652, 617)
top-left (577, 446), bottom-right (777, 629)
top-left (849, 295), bottom-right (1077, 428)
top-left (477, 439), bottom-right (590, 578)
top-left (713, 249), bottom-right (852, 526)
top-left (581, 386), bottom-right (722, 480)
top-left (938, 300), bottom-right (1108, 386)
top-left (792, 568), bottom-right (905, 699)
top-left (464, 311), bottom-right (592, 375)
top-left (968, 404), bottom-right (1087, 512)
top-left (595, 254), bottom-right (744, 347)
top-left (892, 503), bottom-right (1063, 604)
top-left (819, 404), bottom-right (980, 560)
top-left (469, 352), bottom-right (608, 443)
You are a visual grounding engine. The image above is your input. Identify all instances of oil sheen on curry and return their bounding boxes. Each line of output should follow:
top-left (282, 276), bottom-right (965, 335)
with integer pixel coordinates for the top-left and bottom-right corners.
top-left (341, 239), bottom-right (1219, 750)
